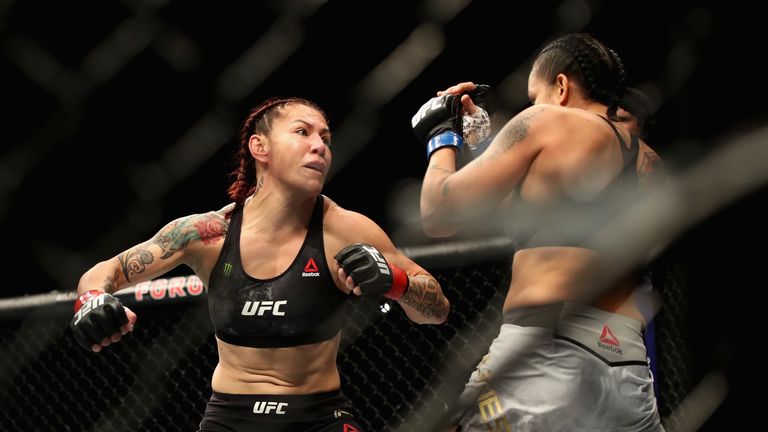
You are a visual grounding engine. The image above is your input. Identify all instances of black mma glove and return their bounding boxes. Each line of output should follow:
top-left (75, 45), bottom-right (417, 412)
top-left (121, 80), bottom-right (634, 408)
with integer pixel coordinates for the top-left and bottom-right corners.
top-left (467, 84), bottom-right (493, 114)
top-left (70, 290), bottom-right (129, 352)
top-left (335, 243), bottom-right (409, 299)
top-left (411, 94), bottom-right (463, 160)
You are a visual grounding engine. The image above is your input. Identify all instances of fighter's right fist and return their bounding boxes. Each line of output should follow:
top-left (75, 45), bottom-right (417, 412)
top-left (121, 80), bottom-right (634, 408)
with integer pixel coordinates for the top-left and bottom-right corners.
top-left (335, 243), bottom-right (409, 300)
top-left (70, 290), bottom-right (133, 352)
top-left (411, 94), bottom-right (463, 160)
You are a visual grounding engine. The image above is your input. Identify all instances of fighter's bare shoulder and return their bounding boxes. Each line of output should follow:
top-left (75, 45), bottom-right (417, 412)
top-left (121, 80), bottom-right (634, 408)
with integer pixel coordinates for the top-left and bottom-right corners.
top-left (216, 202), bottom-right (236, 217)
top-left (321, 195), bottom-right (388, 247)
top-left (156, 205), bottom-right (231, 255)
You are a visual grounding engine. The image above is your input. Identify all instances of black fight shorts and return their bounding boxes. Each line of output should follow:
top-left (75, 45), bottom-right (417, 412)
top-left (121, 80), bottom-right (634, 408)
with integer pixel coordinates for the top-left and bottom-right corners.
top-left (198, 390), bottom-right (364, 432)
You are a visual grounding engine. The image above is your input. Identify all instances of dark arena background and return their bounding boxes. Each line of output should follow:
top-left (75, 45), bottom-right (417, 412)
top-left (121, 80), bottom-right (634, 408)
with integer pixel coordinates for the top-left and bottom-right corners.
top-left (2, 1), bottom-right (766, 431)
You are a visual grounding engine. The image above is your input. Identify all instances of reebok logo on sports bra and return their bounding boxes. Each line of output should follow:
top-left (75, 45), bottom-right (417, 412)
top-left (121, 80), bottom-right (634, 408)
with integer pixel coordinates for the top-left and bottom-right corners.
top-left (302, 258), bottom-right (320, 277)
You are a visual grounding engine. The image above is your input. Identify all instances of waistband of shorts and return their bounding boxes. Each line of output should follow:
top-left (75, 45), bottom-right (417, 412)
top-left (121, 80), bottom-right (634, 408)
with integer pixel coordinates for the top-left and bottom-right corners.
top-left (204, 389), bottom-right (358, 425)
top-left (555, 302), bottom-right (647, 366)
top-left (502, 303), bottom-right (564, 329)
top-left (210, 389), bottom-right (342, 406)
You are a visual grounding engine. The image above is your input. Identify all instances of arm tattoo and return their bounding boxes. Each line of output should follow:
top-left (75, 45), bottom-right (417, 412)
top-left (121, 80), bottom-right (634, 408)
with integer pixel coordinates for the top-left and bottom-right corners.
top-left (118, 243), bottom-right (154, 283)
top-left (153, 213), bottom-right (227, 259)
top-left (152, 220), bottom-right (194, 259)
top-left (194, 214), bottom-right (228, 246)
top-left (638, 151), bottom-right (665, 181)
top-left (497, 107), bottom-right (544, 150)
top-left (427, 165), bottom-right (454, 198)
top-left (427, 165), bottom-right (454, 176)
top-left (401, 275), bottom-right (448, 319)
top-left (118, 212), bottom-right (228, 282)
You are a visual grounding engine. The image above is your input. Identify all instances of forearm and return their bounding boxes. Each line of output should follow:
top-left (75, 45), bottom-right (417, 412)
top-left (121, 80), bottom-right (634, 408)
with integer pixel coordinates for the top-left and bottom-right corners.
top-left (398, 274), bottom-right (450, 324)
top-left (76, 211), bottom-right (216, 297)
top-left (420, 149), bottom-right (460, 237)
top-left (334, 241), bottom-right (450, 323)
top-left (77, 258), bottom-right (124, 295)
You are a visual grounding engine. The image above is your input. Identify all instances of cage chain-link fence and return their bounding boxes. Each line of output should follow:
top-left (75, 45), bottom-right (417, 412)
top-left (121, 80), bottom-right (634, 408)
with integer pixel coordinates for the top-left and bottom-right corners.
top-left (0, 260), bottom-right (510, 432)
top-left (653, 256), bottom-right (694, 430)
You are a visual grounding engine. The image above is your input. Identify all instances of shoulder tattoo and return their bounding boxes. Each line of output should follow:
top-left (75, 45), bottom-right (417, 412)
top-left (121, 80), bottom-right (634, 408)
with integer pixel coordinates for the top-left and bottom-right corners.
top-left (497, 106), bottom-right (545, 151)
top-left (638, 151), bottom-right (664, 179)
top-left (118, 212), bottom-right (228, 282)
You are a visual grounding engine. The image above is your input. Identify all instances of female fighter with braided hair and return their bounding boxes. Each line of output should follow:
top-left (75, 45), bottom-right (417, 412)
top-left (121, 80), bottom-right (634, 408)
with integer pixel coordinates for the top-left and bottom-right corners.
top-left (70, 97), bottom-right (450, 431)
top-left (412, 33), bottom-right (664, 430)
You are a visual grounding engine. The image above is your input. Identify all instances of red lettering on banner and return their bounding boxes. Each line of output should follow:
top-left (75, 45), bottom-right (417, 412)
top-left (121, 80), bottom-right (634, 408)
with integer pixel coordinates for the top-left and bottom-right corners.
top-left (134, 282), bottom-right (151, 301)
top-left (167, 277), bottom-right (186, 298)
top-left (132, 276), bottom-right (205, 301)
top-left (150, 279), bottom-right (168, 300)
top-left (187, 276), bottom-right (204, 295)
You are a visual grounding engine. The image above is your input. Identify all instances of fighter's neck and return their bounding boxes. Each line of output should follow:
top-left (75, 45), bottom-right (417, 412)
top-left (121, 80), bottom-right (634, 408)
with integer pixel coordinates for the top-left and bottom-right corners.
top-left (570, 99), bottom-right (610, 118)
top-left (242, 187), bottom-right (316, 234)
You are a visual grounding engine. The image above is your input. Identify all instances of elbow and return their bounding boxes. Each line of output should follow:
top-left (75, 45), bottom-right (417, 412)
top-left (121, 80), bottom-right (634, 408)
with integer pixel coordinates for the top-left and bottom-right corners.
top-left (78, 264), bottom-right (102, 290)
top-left (422, 220), bottom-right (460, 238)
top-left (420, 210), bottom-right (461, 238)
top-left (420, 197), bottom-right (463, 238)
top-left (435, 302), bottom-right (450, 324)
top-left (420, 179), bottom-right (463, 238)
top-left (79, 258), bottom-right (122, 293)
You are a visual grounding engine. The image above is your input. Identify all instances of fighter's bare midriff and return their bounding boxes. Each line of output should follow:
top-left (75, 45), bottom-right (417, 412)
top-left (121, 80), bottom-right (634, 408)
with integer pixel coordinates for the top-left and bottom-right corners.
top-left (212, 333), bottom-right (342, 394)
top-left (505, 247), bottom-right (645, 324)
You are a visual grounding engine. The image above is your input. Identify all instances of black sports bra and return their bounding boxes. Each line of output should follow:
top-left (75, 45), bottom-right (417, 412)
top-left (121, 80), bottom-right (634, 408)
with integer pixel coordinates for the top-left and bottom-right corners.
top-left (207, 196), bottom-right (349, 348)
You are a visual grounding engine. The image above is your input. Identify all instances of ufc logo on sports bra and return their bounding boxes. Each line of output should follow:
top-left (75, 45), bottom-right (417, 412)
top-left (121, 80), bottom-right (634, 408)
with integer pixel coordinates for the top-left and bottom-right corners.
top-left (362, 245), bottom-right (390, 275)
top-left (253, 401), bottom-right (287, 415)
top-left (241, 300), bottom-right (287, 316)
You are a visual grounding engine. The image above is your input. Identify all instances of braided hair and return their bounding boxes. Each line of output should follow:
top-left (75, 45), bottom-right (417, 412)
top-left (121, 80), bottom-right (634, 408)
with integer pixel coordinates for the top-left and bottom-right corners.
top-left (226, 97), bottom-right (326, 217)
top-left (532, 33), bottom-right (626, 120)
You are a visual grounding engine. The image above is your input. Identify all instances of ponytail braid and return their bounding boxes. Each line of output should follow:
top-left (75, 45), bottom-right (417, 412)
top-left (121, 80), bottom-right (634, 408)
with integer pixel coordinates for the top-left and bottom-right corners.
top-left (604, 47), bottom-right (627, 120)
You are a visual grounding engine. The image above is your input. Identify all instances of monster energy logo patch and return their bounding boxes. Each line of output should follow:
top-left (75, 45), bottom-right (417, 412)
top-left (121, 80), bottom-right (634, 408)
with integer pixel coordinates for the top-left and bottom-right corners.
top-left (223, 263), bottom-right (233, 276)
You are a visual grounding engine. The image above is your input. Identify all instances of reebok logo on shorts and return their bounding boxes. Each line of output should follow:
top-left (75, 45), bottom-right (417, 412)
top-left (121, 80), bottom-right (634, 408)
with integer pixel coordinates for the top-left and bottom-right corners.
top-left (302, 258), bottom-right (320, 277)
top-left (597, 325), bottom-right (623, 355)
